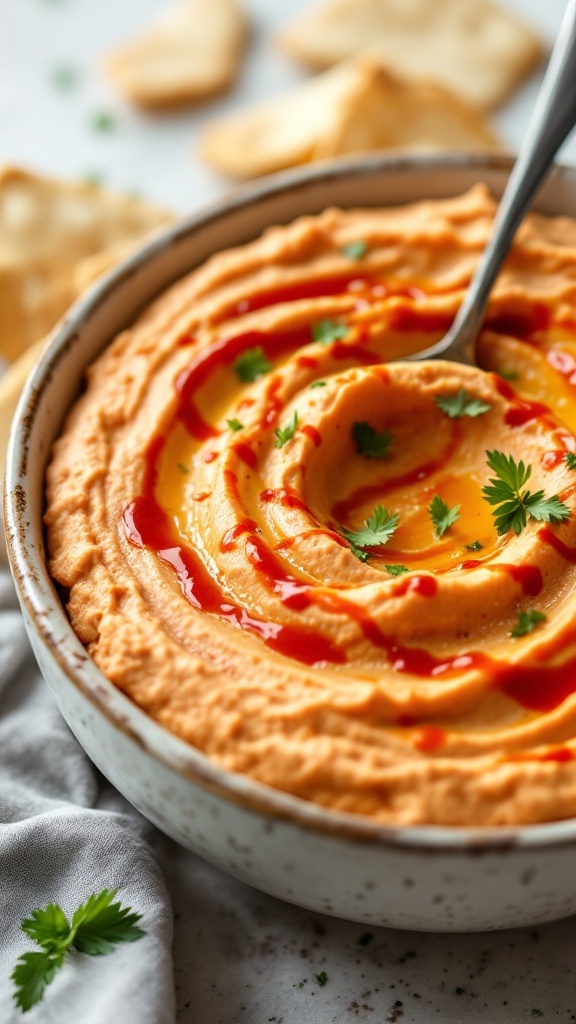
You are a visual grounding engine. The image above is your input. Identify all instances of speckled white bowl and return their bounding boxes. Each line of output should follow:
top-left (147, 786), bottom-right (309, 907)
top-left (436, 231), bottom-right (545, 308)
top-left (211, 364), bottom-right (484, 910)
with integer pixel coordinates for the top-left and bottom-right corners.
top-left (5, 154), bottom-right (576, 932)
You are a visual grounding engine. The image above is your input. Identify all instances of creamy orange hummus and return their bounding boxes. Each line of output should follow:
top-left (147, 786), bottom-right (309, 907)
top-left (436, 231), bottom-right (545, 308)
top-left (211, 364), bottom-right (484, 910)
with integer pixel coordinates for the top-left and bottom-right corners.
top-left (45, 185), bottom-right (576, 826)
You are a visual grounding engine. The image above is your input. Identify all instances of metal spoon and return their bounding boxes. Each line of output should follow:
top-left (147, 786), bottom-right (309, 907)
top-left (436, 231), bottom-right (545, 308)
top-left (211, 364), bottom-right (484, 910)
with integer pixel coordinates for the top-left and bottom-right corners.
top-left (412, 0), bottom-right (576, 366)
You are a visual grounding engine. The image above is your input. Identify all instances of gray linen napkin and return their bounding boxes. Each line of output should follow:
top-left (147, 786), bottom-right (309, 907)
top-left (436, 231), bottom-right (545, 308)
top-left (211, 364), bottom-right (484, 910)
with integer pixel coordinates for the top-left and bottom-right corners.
top-left (0, 570), bottom-right (176, 1023)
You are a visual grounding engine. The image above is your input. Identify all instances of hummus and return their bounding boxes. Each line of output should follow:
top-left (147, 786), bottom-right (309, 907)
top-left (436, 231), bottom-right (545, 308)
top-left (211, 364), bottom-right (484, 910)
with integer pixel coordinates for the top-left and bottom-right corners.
top-left (45, 185), bottom-right (576, 826)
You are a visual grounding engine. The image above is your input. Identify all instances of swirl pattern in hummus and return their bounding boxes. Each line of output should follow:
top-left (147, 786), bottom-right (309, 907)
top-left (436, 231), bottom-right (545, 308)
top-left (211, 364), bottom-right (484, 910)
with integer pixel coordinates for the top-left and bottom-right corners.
top-left (46, 186), bottom-right (576, 825)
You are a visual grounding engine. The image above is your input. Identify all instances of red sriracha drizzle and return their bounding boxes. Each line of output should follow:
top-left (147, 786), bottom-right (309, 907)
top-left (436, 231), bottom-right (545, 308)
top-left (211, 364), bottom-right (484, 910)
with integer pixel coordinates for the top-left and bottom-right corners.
top-left (122, 277), bottom-right (576, 711)
top-left (123, 439), bottom-right (344, 668)
top-left (125, 440), bottom-right (576, 712)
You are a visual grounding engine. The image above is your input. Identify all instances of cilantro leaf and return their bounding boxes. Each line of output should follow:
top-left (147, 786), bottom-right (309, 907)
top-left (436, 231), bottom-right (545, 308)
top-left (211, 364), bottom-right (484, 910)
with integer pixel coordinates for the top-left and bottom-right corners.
top-left (565, 452), bottom-right (576, 470)
top-left (482, 450), bottom-right (570, 536)
top-left (12, 951), bottom-right (64, 1012)
top-left (510, 609), bottom-right (547, 638)
top-left (71, 889), bottom-right (145, 956)
top-left (13, 890), bottom-right (145, 1011)
top-left (385, 564), bottom-right (409, 576)
top-left (21, 905), bottom-right (70, 952)
top-left (429, 495), bottom-right (461, 537)
top-left (341, 240), bottom-right (367, 260)
top-left (310, 380), bottom-right (326, 389)
top-left (348, 542), bottom-right (371, 562)
top-left (352, 421), bottom-right (393, 459)
top-left (274, 411), bottom-right (298, 449)
top-left (434, 388), bottom-right (491, 419)
top-left (227, 418), bottom-right (244, 431)
top-left (233, 346), bottom-right (272, 382)
top-left (315, 971), bottom-right (328, 986)
top-left (464, 540), bottom-right (483, 552)
top-left (341, 506), bottom-right (399, 555)
top-left (312, 319), bottom-right (349, 345)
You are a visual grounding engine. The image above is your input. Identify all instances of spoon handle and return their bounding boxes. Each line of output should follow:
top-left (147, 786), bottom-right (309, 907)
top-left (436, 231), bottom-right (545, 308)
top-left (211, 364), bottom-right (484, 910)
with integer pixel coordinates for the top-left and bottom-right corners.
top-left (436, 0), bottom-right (576, 363)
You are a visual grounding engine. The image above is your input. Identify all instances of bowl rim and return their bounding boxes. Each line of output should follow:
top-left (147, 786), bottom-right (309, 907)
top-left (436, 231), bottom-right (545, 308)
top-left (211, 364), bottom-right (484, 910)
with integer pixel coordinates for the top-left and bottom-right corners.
top-left (6, 151), bottom-right (576, 852)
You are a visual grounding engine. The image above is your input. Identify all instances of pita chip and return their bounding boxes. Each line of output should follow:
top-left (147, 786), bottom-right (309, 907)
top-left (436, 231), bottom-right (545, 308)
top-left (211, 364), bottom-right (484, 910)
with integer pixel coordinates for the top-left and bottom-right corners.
top-left (201, 59), bottom-right (500, 179)
top-left (278, 0), bottom-right (545, 110)
top-left (104, 0), bottom-right (247, 109)
top-left (0, 166), bottom-right (170, 363)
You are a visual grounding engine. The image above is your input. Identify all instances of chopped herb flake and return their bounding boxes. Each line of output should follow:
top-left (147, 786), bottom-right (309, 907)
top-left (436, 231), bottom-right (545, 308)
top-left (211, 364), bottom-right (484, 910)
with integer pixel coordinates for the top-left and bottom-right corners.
top-left (342, 506), bottom-right (399, 557)
top-left (315, 971), bottom-right (328, 987)
top-left (498, 369), bottom-right (519, 381)
top-left (434, 388), bottom-right (491, 419)
top-left (233, 346), bottom-right (272, 383)
top-left (83, 170), bottom-right (105, 188)
top-left (510, 609), bottom-right (547, 638)
top-left (464, 540), bottom-right (483, 552)
top-left (429, 494), bottom-right (461, 538)
top-left (341, 240), bottom-right (367, 260)
top-left (52, 65), bottom-right (78, 90)
top-left (177, 463), bottom-right (189, 474)
top-left (312, 319), bottom-right (349, 345)
top-left (227, 418), bottom-right (244, 432)
top-left (565, 452), bottom-right (576, 470)
top-left (352, 420), bottom-right (393, 459)
top-left (310, 380), bottom-right (327, 388)
top-left (385, 564), bottom-right (409, 576)
top-left (274, 410), bottom-right (298, 448)
top-left (91, 111), bottom-right (117, 133)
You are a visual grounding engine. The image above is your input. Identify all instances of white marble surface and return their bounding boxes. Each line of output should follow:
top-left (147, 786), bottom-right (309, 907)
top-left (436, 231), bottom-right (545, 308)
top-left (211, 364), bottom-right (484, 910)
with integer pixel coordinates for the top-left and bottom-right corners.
top-left (1, 0), bottom-right (576, 1021)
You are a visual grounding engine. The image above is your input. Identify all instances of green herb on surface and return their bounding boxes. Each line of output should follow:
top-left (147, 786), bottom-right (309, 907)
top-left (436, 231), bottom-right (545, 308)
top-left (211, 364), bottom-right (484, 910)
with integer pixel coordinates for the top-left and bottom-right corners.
top-left (482, 450), bottom-right (570, 536)
top-left (341, 506), bottom-right (399, 560)
top-left (177, 463), bottom-right (189, 474)
top-left (226, 418), bottom-right (244, 432)
top-left (233, 346), bottom-right (272, 383)
top-left (352, 420), bottom-right (393, 459)
top-left (311, 319), bottom-right (349, 345)
top-left (357, 932), bottom-right (373, 946)
top-left (52, 65), bottom-right (78, 90)
top-left (565, 452), bottom-right (576, 470)
top-left (510, 609), bottom-right (547, 638)
top-left (531, 1011), bottom-right (544, 1018)
top-left (310, 380), bottom-right (327, 388)
top-left (429, 495), bottom-right (461, 538)
top-left (385, 564), bottom-right (409, 576)
top-left (315, 971), bottom-right (328, 987)
top-left (274, 410), bottom-right (298, 448)
top-left (83, 170), bottom-right (105, 188)
top-left (90, 110), bottom-right (117, 133)
top-left (454, 987), bottom-right (466, 996)
top-left (464, 540), bottom-right (483, 552)
top-left (13, 890), bottom-right (144, 1012)
top-left (434, 388), bottom-right (491, 419)
top-left (341, 240), bottom-right (367, 260)
top-left (498, 369), bottom-right (519, 381)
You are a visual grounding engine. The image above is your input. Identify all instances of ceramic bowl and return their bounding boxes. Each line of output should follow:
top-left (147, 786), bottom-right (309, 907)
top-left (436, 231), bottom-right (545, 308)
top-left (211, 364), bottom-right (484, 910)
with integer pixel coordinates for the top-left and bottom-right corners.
top-left (6, 153), bottom-right (576, 932)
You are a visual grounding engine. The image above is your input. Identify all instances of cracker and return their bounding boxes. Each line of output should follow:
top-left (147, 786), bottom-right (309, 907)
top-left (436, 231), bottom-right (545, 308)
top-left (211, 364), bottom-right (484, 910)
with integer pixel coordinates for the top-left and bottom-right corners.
top-left (317, 62), bottom-right (501, 158)
top-left (0, 166), bottom-right (170, 362)
top-left (201, 59), bottom-right (500, 179)
top-left (278, 0), bottom-right (545, 110)
top-left (104, 0), bottom-right (247, 109)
